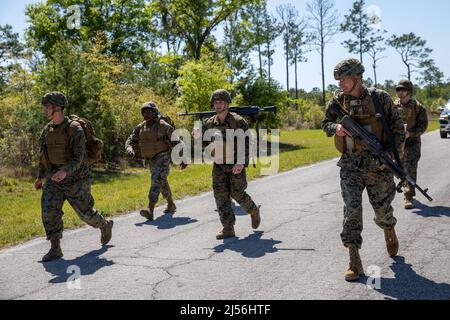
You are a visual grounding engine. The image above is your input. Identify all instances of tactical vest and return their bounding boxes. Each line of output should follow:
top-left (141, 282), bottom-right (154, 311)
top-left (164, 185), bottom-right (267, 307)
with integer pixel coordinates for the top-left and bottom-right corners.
top-left (210, 113), bottom-right (239, 164)
top-left (396, 99), bottom-right (418, 130)
top-left (138, 120), bottom-right (170, 159)
top-left (334, 94), bottom-right (386, 154)
top-left (45, 124), bottom-right (70, 165)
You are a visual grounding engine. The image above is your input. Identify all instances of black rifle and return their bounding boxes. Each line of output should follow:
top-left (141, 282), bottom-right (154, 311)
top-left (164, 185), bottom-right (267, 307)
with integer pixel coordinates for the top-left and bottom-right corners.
top-left (180, 106), bottom-right (277, 122)
top-left (332, 102), bottom-right (433, 202)
top-left (180, 106), bottom-right (277, 167)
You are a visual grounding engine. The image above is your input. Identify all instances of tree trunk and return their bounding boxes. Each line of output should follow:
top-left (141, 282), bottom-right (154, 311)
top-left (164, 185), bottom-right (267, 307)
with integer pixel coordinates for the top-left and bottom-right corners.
top-left (194, 39), bottom-right (202, 60)
top-left (359, 3), bottom-right (363, 64)
top-left (294, 52), bottom-right (298, 99)
top-left (321, 44), bottom-right (326, 108)
top-left (267, 42), bottom-right (271, 85)
top-left (286, 37), bottom-right (289, 96)
top-left (373, 63), bottom-right (377, 87)
top-left (258, 42), bottom-right (263, 78)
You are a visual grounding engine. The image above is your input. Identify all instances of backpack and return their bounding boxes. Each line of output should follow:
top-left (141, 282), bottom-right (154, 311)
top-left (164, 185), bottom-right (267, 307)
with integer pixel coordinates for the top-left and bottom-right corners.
top-left (67, 115), bottom-right (103, 165)
top-left (159, 114), bottom-right (176, 130)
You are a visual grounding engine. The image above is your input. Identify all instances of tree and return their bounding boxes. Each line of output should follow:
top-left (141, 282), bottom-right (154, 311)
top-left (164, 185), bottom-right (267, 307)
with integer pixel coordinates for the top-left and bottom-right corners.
top-left (289, 19), bottom-right (310, 99)
top-left (366, 33), bottom-right (386, 87)
top-left (222, 9), bottom-right (253, 82)
top-left (262, 11), bottom-right (281, 85)
top-left (0, 25), bottom-right (24, 90)
top-left (154, 0), bottom-right (257, 60)
top-left (177, 53), bottom-right (232, 112)
top-left (149, 1), bottom-right (183, 55)
top-left (381, 79), bottom-right (395, 96)
top-left (25, 0), bottom-right (154, 64)
top-left (277, 4), bottom-right (299, 97)
top-left (387, 33), bottom-right (432, 81)
top-left (246, 1), bottom-right (266, 78)
top-left (307, 0), bottom-right (339, 107)
top-left (418, 59), bottom-right (444, 97)
top-left (340, 0), bottom-right (372, 64)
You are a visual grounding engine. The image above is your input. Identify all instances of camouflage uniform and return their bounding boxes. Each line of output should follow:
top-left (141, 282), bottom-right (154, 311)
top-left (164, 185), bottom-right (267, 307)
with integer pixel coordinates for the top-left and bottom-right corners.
top-left (38, 117), bottom-right (109, 241)
top-left (125, 117), bottom-right (176, 204)
top-left (322, 87), bottom-right (405, 249)
top-left (394, 98), bottom-right (428, 199)
top-left (204, 112), bottom-right (259, 228)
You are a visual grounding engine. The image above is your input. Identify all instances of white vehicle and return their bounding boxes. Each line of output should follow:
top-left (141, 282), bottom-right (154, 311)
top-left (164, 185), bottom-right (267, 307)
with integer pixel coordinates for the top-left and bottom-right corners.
top-left (439, 101), bottom-right (450, 139)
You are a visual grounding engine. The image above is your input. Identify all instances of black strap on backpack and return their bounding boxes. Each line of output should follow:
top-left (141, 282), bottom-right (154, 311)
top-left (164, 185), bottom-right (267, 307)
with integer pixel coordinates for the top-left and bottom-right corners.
top-left (369, 88), bottom-right (403, 169)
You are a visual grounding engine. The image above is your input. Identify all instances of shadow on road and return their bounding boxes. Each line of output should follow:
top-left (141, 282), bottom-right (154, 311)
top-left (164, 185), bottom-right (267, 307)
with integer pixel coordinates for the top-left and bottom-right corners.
top-left (213, 202), bottom-right (251, 216)
top-left (231, 202), bottom-right (248, 216)
top-left (372, 256), bottom-right (450, 300)
top-left (411, 200), bottom-right (450, 218)
top-left (41, 245), bottom-right (115, 284)
top-left (213, 231), bottom-right (281, 258)
top-left (135, 213), bottom-right (198, 230)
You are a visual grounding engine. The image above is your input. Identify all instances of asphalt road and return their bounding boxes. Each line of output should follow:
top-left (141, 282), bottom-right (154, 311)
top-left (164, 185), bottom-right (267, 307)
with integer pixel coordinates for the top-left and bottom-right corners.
top-left (1, 131), bottom-right (450, 300)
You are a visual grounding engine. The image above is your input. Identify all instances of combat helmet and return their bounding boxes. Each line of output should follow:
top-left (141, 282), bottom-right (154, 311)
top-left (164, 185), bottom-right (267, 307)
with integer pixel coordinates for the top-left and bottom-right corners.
top-left (334, 59), bottom-right (365, 80)
top-left (210, 89), bottom-right (232, 107)
top-left (41, 92), bottom-right (68, 109)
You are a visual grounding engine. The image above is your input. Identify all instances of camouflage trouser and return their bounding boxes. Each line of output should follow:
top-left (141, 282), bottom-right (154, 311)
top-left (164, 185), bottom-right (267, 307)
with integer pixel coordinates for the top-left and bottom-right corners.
top-left (41, 178), bottom-right (107, 241)
top-left (212, 164), bottom-right (259, 227)
top-left (340, 167), bottom-right (398, 249)
top-left (148, 152), bottom-right (172, 203)
top-left (403, 139), bottom-right (421, 199)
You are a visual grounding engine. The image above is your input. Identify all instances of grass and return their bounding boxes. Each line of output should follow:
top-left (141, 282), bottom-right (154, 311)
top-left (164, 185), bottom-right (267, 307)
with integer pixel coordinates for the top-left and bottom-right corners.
top-left (427, 118), bottom-right (440, 132)
top-left (0, 124), bottom-right (440, 249)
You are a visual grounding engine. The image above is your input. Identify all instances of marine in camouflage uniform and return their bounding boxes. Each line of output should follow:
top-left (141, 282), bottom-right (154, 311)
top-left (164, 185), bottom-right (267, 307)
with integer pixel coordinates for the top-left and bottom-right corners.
top-left (125, 102), bottom-right (187, 221)
top-left (35, 92), bottom-right (113, 262)
top-left (394, 80), bottom-right (429, 209)
top-left (201, 89), bottom-right (261, 240)
top-left (322, 59), bottom-right (405, 281)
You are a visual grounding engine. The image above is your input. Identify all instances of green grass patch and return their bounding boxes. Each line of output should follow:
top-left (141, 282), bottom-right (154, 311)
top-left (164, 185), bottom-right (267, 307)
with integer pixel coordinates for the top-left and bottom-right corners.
top-left (427, 118), bottom-right (440, 132)
top-left (0, 123), bottom-right (440, 248)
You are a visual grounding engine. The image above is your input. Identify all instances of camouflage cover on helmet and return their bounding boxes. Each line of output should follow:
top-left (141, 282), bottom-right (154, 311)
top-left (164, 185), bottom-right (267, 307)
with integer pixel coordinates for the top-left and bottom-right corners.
top-left (141, 101), bottom-right (159, 115)
top-left (41, 92), bottom-right (68, 109)
top-left (396, 79), bottom-right (414, 93)
top-left (334, 59), bottom-right (365, 80)
top-left (210, 89), bottom-right (232, 107)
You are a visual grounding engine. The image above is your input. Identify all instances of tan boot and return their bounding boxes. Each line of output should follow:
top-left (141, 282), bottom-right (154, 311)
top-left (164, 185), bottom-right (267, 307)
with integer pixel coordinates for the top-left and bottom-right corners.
top-left (384, 227), bottom-right (399, 257)
top-left (250, 206), bottom-right (261, 229)
top-left (42, 239), bottom-right (63, 262)
top-left (164, 196), bottom-right (177, 214)
top-left (140, 202), bottom-right (156, 221)
top-left (344, 245), bottom-right (364, 282)
top-left (100, 220), bottom-right (114, 245)
top-left (216, 226), bottom-right (235, 240)
top-left (404, 196), bottom-right (414, 210)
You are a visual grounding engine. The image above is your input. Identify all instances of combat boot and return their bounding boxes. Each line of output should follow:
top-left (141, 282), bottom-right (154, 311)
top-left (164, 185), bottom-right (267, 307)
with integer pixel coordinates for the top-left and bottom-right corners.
top-left (344, 245), bottom-right (364, 282)
top-left (100, 220), bottom-right (114, 245)
top-left (42, 239), bottom-right (63, 262)
top-left (140, 202), bottom-right (156, 221)
top-left (404, 195), bottom-right (414, 210)
top-left (250, 206), bottom-right (261, 229)
top-left (216, 226), bottom-right (235, 240)
top-left (164, 195), bottom-right (177, 214)
top-left (384, 227), bottom-right (399, 257)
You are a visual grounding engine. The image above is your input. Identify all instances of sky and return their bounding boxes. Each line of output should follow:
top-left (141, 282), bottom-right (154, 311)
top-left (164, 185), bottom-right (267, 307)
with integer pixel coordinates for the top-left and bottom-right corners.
top-left (1, 0), bottom-right (449, 91)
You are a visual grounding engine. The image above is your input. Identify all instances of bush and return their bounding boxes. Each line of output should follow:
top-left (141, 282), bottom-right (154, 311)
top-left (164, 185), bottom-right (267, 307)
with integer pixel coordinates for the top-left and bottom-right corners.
top-left (177, 53), bottom-right (232, 113)
top-left (278, 98), bottom-right (324, 130)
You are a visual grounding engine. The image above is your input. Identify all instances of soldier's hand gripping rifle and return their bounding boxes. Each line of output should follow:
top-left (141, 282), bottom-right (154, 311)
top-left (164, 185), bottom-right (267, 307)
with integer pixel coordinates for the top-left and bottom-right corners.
top-left (332, 102), bottom-right (433, 202)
